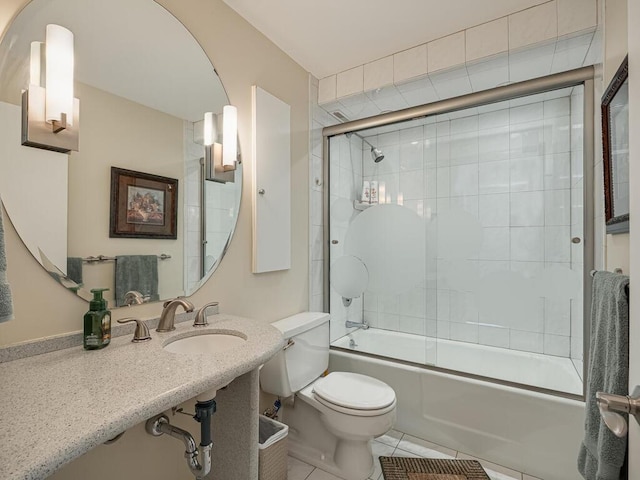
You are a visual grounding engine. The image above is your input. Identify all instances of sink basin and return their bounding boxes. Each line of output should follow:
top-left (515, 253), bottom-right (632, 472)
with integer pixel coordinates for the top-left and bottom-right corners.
top-left (164, 332), bottom-right (246, 354)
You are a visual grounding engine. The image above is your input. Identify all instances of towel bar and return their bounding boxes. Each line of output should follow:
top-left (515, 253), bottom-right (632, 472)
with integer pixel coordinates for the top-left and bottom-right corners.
top-left (83, 254), bottom-right (171, 263)
top-left (590, 269), bottom-right (629, 301)
top-left (590, 267), bottom-right (624, 277)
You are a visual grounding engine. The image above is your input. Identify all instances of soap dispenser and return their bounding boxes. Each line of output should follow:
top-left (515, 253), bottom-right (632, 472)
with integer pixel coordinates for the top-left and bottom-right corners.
top-left (84, 288), bottom-right (111, 350)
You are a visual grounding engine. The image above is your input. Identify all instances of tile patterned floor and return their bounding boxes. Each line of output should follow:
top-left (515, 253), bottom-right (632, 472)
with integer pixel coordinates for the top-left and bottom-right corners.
top-left (286, 429), bottom-right (544, 480)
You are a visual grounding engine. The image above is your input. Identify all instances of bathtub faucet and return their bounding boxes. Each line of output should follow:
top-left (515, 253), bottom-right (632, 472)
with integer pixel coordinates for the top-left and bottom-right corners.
top-left (345, 320), bottom-right (369, 330)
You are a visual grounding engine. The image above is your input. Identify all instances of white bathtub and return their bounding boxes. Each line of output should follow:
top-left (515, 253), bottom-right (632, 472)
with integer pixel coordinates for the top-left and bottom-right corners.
top-left (330, 329), bottom-right (586, 480)
top-left (332, 328), bottom-right (583, 395)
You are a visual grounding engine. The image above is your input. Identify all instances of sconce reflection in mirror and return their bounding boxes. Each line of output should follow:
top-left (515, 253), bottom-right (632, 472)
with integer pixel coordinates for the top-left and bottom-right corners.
top-left (202, 105), bottom-right (238, 183)
top-left (22, 24), bottom-right (80, 154)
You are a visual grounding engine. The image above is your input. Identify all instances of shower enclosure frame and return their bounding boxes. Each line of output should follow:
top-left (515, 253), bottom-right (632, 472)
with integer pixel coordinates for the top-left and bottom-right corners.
top-left (322, 66), bottom-right (595, 399)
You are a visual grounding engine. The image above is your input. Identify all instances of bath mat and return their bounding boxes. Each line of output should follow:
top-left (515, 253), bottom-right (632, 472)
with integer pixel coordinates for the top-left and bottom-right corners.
top-left (408, 474), bottom-right (466, 480)
top-left (379, 457), bottom-right (490, 480)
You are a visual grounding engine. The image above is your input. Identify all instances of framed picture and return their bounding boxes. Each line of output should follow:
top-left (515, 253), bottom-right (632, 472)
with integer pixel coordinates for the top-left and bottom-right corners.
top-left (602, 55), bottom-right (629, 234)
top-left (109, 167), bottom-right (178, 239)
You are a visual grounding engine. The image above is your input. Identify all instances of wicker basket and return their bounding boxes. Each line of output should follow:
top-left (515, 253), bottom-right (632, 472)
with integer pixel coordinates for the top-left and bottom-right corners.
top-left (258, 415), bottom-right (289, 480)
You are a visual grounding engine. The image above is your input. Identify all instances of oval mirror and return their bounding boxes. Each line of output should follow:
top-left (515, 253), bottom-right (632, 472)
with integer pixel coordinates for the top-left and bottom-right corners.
top-left (0, 0), bottom-right (241, 307)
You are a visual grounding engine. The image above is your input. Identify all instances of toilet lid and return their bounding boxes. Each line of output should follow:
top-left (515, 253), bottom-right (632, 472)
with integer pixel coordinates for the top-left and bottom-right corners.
top-left (313, 372), bottom-right (395, 410)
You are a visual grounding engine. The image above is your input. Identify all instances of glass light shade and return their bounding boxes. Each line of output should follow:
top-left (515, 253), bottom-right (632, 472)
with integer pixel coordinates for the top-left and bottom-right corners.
top-left (45, 24), bottom-right (74, 126)
top-left (222, 105), bottom-right (237, 167)
top-left (29, 42), bottom-right (43, 86)
top-left (203, 112), bottom-right (216, 146)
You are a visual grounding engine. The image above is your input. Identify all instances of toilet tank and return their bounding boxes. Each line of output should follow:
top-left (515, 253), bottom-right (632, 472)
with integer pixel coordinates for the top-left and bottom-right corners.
top-left (260, 312), bottom-right (330, 397)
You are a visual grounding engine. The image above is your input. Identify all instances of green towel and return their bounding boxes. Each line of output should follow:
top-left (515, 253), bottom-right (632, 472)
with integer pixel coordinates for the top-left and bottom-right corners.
top-left (0, 207), bottom-right (14, 323)
top-left (66, 257), bottom-right (83, 285)
top-left (115, 255), bottom-right (159, 307)
top-left (578, 270), bottom-right (629, 480)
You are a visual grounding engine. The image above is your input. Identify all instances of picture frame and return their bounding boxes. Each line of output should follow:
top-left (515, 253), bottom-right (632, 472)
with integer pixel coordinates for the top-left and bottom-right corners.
top-left (601, 55), bottom-right (629, 234)
top-left (109, 167), bottom-right (178, 239)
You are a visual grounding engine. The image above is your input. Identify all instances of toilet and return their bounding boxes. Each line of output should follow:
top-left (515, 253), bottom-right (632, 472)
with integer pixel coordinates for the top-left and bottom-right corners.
top-left (260, 312), bottom-right (397, 480)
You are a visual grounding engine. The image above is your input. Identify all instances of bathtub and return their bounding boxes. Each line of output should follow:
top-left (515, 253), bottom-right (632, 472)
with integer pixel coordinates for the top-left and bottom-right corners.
top-left (332, 328), bottom-right (583, 395)
top-left (330, 329), bottom-right (586, 480)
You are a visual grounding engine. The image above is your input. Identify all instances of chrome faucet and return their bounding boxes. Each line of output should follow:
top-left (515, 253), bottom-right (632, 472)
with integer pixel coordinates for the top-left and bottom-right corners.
top-left (123, 290), bottom-right (149, 306)
top-left (345, 320), bottom-right (369, 330)
top-left (157, 298), bottom-right (194, 332)
top-left (193, 302), bottom-right (219, 327)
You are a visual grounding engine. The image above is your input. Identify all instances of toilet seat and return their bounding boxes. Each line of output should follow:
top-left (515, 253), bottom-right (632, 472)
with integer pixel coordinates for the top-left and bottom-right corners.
top-left (312, 372), bottom-right (396, 417)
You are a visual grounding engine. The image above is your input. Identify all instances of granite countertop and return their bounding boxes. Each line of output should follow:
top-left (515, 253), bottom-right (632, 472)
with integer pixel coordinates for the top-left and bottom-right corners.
top-left (0, 314), bottom-right (284, 480)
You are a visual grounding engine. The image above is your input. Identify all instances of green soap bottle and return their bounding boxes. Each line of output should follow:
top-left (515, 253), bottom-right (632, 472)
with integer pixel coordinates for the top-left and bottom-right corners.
top-left (84, 288), bottom-right (111, 350)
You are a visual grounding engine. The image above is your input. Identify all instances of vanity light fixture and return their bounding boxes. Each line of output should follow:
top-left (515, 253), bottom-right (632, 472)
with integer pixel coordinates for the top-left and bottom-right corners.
top-left (203, 105), bottom-right (237, 183)
top-left (203, 111), bottom-right (216, 147)
top-left (22, 24), bottom-right (79, 153)
top-left (222, 105), bottom-right (237, 170)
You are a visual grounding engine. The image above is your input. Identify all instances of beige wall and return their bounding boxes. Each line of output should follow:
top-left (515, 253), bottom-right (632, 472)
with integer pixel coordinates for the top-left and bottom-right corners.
top-left (67, 82), bottom-right (185, 305)
top-left (0, 0), bottom-right (310, 347)
top-left (604, 0), bottom-right (628, 85)
top-left (0, 0), bottom-right (309, 477)
top-left (602, 0), bottom-right (630, 272)
top-left (0, 102), bottom-right (69, 270)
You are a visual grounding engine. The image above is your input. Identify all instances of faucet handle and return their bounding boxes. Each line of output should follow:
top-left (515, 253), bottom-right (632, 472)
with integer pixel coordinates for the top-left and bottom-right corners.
top-left (117, 317), bottom-right (152, 342)
top-left (193, 302), bottom-right (219, 327)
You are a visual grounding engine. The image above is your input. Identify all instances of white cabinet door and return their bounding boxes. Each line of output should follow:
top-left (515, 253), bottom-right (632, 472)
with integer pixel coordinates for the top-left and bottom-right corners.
top-left (251, 86), bottom-right (291, 273)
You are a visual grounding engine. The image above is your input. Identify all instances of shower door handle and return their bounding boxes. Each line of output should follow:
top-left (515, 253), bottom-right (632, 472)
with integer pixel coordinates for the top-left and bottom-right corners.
top-left (596, 385), bottom-right (640, 437)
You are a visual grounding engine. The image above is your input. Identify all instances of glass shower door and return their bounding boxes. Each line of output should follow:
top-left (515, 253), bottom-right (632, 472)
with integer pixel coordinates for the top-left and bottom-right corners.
top-left (328, 132), bottom-right (433, 365)
top-left (327, 83), bottom-right (587, 395)
top-left (429, 88), bottom-right (584, 393)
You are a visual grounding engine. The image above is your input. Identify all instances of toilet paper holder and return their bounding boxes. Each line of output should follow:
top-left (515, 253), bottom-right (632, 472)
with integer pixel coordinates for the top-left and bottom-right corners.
top-left (596, 385), bottom-right (640, 438)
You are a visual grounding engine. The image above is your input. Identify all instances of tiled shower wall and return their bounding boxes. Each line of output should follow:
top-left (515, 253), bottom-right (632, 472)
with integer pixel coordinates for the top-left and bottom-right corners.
top-left (327, 134), bottom-right (365, 342)
top-left (310, 77), bottom-right (369, 342)
top-left (309, 18), bottom-right (599, 359)
top-left (309, 77), bottom-right (326, 315)
top-left (353, 93), bottom-right (584, 357)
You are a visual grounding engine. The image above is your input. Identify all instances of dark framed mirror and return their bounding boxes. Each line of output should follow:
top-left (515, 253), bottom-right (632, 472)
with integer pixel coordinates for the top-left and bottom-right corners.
top-left (602, 55), bottom-right (629, 234)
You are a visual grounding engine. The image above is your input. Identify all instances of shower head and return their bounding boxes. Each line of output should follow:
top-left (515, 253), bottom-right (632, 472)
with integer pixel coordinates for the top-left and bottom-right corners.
top-left (371, 147), bottom-right (384, 163)
top-left (345, 131), bottom-right (385, 163)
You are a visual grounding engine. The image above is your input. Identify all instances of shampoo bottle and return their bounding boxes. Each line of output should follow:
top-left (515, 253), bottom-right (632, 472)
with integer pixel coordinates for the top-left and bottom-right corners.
top-left (361, 181), bottom-right (370, 203)
top-left (84, 288), bottom-right (111, 350)
top-left (370, 181), bottom-right (379, 204)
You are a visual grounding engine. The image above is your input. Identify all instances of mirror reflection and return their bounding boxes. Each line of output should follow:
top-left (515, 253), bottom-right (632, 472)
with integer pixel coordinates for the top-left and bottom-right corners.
top-left (609, 78), bottom-right (629, 218)
top-left (0, 0), bottom-right (242, 306)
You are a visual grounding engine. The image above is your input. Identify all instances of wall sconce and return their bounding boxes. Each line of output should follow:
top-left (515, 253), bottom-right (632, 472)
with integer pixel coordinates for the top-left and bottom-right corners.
top-left (222, 105), bottom-right (237, 170)
top-left (22, 24), bottom-right (79, 153)
top-left (203, 105), bottom-right (238, 183)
